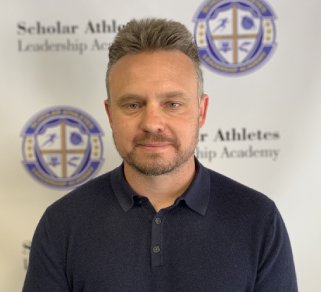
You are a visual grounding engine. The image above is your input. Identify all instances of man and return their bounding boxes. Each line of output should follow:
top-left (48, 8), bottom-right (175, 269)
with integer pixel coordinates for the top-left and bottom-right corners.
top-left (23, 18), bottom-right (298, 291)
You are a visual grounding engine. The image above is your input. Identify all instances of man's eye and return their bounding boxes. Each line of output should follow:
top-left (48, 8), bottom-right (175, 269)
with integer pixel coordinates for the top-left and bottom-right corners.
top-left (125, 103), bottom-right (140, 110)
top-left (167, 102), bottom-right (181, 109)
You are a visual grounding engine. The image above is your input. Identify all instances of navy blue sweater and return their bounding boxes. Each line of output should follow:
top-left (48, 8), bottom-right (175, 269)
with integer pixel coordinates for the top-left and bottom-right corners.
top-left (23, 161), bottom-right (298, 291)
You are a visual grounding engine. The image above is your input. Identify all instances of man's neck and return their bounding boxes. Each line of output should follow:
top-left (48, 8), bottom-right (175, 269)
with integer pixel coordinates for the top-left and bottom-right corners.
top-left (123, 158), bottom-right (196, 212)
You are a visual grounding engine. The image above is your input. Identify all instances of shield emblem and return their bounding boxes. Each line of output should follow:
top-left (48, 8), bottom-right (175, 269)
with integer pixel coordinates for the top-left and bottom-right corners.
top-left (35, 118), bottom-right (89, 178)
top-left (207, 3), bottom-right (261, 65)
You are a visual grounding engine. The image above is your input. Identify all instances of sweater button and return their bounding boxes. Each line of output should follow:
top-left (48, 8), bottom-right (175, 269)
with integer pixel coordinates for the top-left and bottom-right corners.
top-left (152, 245), bottom-right (161, 253)
top-left (154, 217), bottom-right (162, 224)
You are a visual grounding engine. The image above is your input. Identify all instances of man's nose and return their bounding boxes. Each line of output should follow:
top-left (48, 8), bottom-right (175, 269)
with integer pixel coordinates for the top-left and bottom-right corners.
top-left (140, 104), bottom-right (165, 133)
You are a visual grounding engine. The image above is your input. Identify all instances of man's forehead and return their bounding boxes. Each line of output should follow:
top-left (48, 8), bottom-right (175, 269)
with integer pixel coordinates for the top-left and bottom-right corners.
top-left (107, 50), bottom-right (199, 101)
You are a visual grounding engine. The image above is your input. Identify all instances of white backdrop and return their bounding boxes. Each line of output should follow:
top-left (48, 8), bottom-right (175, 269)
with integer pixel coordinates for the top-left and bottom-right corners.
top-left (1, 0), bottom-right (321, 291)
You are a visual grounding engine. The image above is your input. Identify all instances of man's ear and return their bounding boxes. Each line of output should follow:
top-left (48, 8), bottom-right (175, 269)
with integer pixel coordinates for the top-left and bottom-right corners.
top-left (104, 100), bottom-right (113, 127)
top-left (199, 94), bottom-right (209, 128)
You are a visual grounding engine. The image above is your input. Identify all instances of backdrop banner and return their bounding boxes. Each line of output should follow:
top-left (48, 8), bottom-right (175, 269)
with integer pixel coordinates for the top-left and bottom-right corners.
top-left (1, 0), bottom-right (320, 291)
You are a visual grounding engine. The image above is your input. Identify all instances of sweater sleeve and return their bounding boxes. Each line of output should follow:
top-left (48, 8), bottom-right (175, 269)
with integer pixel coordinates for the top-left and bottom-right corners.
top-left (254, 204), bottom-right (298, 291)
top-left (22, 210), bottom-right (71, 292)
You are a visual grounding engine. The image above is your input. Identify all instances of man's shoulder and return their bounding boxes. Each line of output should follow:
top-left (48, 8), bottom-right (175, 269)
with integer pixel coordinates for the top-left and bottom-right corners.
top-left (204, 166), bottom-right (276, 218)
top-left (46, 168), bottom-right (118, 216)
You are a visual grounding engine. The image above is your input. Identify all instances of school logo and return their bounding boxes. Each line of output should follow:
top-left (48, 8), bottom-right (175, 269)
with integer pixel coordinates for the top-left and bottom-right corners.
top-left (194, 0), bottom-right (276, 75)
top-left (21, 106), bottom-right (104, 189)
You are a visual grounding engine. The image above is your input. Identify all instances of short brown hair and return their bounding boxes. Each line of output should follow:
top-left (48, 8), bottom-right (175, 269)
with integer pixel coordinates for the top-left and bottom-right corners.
top-left (106, 18), bottom-right (203, 99)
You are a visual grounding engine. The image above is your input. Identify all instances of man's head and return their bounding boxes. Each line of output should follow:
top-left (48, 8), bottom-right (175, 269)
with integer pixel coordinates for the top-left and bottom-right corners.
top-left (106, 18), bottom-right (203, 100)
top-left (105, 18), bottom-right (208, 176)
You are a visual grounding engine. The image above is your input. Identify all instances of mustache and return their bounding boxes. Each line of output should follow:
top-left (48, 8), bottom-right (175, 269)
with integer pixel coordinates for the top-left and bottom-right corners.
top-left (133, 133), bottom-right (177, 145)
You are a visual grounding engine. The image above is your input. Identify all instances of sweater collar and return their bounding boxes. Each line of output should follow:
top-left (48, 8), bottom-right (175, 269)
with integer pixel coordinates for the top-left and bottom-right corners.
top-left (110, 158), bottom-right (211, 216)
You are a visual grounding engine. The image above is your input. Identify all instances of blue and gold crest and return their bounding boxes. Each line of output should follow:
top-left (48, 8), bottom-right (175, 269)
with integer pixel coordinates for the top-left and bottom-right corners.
top-left (194, 0), bottom-right (276, 75)
top-left (21, 106), bottom-right (104, 189)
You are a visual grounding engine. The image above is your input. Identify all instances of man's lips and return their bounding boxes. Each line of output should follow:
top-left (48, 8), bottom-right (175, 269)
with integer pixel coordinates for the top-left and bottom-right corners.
top-left (136, 142), bottom-right (172, 150)
top-left (134, 139), bottom-right (175, 151)
top-left (133, 134), bottom-right (177, 151)
top-left (137, 142), bottom-right (172, 147)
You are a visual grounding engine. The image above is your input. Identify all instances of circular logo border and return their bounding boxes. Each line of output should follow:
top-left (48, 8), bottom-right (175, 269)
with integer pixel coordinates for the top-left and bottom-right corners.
top-left (194, 0), bottom-right (277, 76)
top-left (21, 106), bottom-right (104, 189)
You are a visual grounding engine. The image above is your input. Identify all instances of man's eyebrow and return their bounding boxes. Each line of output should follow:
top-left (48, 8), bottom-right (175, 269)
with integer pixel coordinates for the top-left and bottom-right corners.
top-left (157, 91), bottom-right (188, 99)
top-left (115, 94), bottom-right (144, 105)
top-left (115, 91), bottom-right (188, 105)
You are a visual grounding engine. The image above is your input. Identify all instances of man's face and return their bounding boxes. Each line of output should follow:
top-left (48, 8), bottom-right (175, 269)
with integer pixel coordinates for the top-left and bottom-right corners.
top-left (105, 50), bottom-right (208, 176)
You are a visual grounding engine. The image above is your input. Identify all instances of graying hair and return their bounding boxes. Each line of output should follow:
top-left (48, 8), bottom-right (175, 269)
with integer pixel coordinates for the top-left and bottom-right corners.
top-left (106, 18), bottom-right (203, 100)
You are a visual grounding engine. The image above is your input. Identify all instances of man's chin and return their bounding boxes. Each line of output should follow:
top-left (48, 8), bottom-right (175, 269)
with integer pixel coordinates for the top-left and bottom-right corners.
top-left (130, 164), bottom-right (176, 176)
top-left (121, 146), bottom-right (195, 176)
top-left (126, 158), bottom-right (174, 176)
top-left (125, 152), bottom-right (194, 176)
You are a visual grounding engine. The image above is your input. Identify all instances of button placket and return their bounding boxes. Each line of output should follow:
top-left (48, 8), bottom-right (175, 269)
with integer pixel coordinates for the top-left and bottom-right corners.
top-left (151, 211), bottom-right (165, 267)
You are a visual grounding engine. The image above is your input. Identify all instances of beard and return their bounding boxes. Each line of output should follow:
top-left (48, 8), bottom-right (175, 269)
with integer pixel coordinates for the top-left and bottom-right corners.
top-left (113, 127), bottom-right (199, 176)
